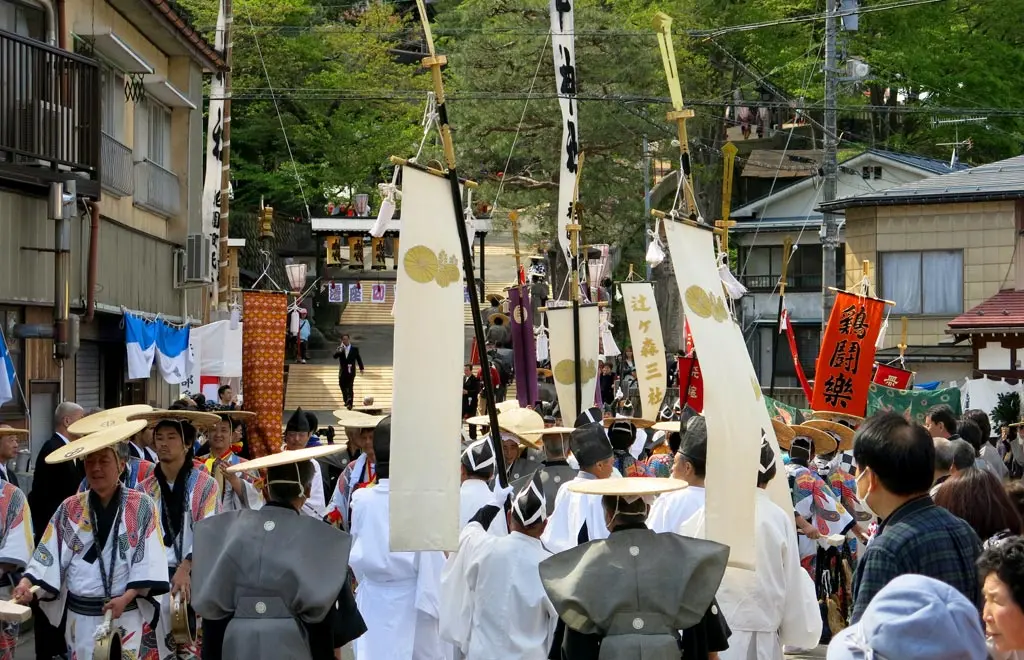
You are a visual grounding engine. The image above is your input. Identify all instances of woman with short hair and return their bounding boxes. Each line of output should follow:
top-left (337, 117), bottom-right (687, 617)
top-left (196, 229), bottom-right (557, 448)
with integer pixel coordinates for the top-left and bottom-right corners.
top-left (978, 536), bottom-right (1024, 658)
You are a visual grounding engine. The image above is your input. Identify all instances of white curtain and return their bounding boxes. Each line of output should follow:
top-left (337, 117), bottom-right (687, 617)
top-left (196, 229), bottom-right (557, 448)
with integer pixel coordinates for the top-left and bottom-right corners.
top-left (922, 251), bottom-right (963, 315)
top-left (882, 252), bottom-right (922, 314)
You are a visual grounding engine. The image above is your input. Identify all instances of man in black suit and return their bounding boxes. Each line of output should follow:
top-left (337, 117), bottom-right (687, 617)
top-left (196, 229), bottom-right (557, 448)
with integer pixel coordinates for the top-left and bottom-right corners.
top-left (333, 333), bottom-right (364, 410)
top-left (462, 364), bottom-right (481, 439)
top-left (28, 401), bottom-right (85, 660)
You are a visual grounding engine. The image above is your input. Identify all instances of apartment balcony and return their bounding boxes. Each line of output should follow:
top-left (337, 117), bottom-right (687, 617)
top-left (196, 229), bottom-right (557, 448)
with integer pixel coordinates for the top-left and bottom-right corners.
top-left (133, 158), bottom-right (181, 218)
top-left (742, 273), bottom-right (823, 293)
top-left (0, 29), bottom-right (102, 197)
top-left (101, 132), bottom-right (133, 197)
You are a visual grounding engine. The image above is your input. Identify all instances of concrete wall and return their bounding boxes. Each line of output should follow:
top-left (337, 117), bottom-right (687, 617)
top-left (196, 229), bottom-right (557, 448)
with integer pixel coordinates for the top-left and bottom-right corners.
top-left (844, 201), bottom-right (1017, 349)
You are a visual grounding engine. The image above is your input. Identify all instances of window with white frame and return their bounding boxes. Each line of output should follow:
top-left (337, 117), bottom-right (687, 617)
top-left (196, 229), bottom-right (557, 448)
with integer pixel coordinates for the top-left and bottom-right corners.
top-left (101, 65), bottom-right (125, 141)
top-left (134, 98), bottom-right (172, 169)
top-left (880, 250), bottom-right (963, 315)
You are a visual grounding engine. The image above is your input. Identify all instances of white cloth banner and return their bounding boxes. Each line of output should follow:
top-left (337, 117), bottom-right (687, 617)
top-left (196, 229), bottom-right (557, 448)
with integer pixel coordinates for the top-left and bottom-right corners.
top-left (664, 220), bottom-right (784, 571)
top-left (550, 0), bottom-right (579, 266)
top-left (620, 283), bottom-right (666, 420)
top-left (390, 166), bottom-right (464, 551)
top-left (547, 305), bottom-right (600, 422)
top-left (200, 0), bottom-right (227, 305)
top-left (124, 315), bottom-right (156, 380)
top-left (960, 377), bottom-right (1021, 421)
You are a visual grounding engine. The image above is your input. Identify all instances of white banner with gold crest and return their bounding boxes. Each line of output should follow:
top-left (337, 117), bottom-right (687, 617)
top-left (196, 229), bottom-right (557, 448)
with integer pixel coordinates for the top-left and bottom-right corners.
top-left (619, 282), bottom-right (666, 420)
top-left (664, 220), bottom-right (788, 570)
top-left (389, 166), bottom-right (463, 551)
top-left (547, 304), bottom-right (599, 422)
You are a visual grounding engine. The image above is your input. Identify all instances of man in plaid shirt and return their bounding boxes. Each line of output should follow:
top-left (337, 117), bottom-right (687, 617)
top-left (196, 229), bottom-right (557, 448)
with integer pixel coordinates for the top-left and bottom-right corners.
top-left (850, 412), bottom-right (982, 623)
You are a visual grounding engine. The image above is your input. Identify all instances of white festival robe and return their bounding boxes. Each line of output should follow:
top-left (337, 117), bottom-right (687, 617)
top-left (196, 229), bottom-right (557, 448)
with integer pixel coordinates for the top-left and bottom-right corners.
top-left (465, 526), bottom-right (557, 660)
top-left (646, 484), bottom-right (705, 534)
top-left (25, 488), bottom-right (169, 660)
top-left (350, 479), bottom-right (446, 660)
top-left (0, 481), bottom-right (33, 657)
top-left (540, 472), bottom-right (610, 554)
top-left (138, 467), bottom-right (221, 660)
top-left (681, 489), bottom-right (822, 660)
top-left (304, 458), bottom-right (327, 519)
top-left (458, 479), bottom-right (508, 536)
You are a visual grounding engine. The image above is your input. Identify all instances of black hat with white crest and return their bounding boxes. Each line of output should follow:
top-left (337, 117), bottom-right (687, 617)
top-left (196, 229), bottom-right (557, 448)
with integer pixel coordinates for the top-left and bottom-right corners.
top-left (461, 437), bottom-right (497, 477)
top-left (512, 472), bottom-right (547, 527)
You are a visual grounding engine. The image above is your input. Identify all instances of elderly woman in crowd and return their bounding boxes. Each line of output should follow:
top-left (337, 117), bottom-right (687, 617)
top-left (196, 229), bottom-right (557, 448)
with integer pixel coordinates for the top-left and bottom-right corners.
top-left (979, 536), bottom-right (1024, 659)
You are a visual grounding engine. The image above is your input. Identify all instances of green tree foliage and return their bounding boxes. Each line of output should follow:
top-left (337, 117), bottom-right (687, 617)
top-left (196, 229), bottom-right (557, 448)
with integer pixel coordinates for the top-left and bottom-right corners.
top-left (178, 0), bottom-right (428, 217)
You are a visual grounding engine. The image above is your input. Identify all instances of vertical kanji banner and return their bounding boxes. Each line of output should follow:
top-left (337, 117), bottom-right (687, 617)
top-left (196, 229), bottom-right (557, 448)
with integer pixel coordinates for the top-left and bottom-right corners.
top-left (241, 291), bottom-right (287, 458)
top-left (201, 0), bottom-right (227, 309)
top-left (620, 282), bottom-right (666, 420)
top-left (873, 363), bottom-right (913, 390)
top-left (811, 291), bottom-right (886, 416)
top-left (509, 287), bottom-right (538, 408)
top-left (550, 0), bottom-right (579, 266)
top-left (679, 318), bottom-right (704, 413)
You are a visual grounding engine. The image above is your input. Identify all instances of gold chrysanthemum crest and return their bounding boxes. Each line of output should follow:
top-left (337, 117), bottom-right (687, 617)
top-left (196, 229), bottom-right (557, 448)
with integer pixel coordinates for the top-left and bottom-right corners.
top-left (403, 245), bottom-right (460, 288)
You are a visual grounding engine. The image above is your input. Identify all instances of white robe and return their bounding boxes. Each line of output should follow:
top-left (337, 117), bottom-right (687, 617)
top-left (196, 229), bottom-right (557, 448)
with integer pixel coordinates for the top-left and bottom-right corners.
top-left (302, 459), bottom-right (326, 518)
top-left (26, 488), bottom-right (170, 660)
top-left (0, 483), bottom-right (33, 653)
top-left (540, 472), bottom-right (609, 553)
top-left (465, 527), bottom-right (557, 660)
top-left (350, 480), bottom-right (446, 660)
top-left (681, 489), bottom-right (822, 660)
top-left (646, 484), bottom-right (704, 534)
top-left (458, 479), bottom-right (508, 536)
top-left (439, 521), bottom-right (499, 655)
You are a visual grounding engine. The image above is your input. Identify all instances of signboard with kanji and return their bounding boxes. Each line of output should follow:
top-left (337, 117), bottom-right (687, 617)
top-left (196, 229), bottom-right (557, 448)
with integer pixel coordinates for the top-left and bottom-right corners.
top-left (811, 291), bottom-right (886, 416)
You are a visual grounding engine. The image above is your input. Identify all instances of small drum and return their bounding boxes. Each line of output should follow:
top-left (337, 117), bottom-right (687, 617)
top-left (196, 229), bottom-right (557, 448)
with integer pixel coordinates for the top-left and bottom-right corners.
top-left (93, 610), bottom-right (122, 660)
top-left (170, 592), bottom-right (197, 645)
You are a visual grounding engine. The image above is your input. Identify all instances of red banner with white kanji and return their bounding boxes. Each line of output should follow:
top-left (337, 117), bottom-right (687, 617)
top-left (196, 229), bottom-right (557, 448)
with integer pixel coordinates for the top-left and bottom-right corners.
top-left (811, 292), bottom-right (886, 416)
top-left (678, 319), bottom-right (704, 413)
top-left (873, 363), bottom-right (913, 390)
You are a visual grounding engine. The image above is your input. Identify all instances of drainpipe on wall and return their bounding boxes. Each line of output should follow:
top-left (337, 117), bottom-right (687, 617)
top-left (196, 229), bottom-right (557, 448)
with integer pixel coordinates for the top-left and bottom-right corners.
top-left (84, 201), bottom-right (100, 323)
top-left (35, 0), bottom-right (57, 46)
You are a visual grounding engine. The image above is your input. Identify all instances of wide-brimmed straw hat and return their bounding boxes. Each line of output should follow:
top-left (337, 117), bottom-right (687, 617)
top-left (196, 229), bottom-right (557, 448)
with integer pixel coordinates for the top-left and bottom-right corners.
top-left (46, 420), bottom-right (148, 464)
top-left (127, 410), bottom-right (222, 430)
top-left (336, 414), bottom-right (387, 430)
top-left (225, 445), bottom-right (346, 473)
top-left (601, 416), bottom-right (656, 430)
top-left (567, 476), bottom-right (686, 498)
top-left (68, 405), bottom-right (154, 436)
top-left (0, 426), bottom-right (29, 438)
top-left (803, 418), bottom-right (854, 452)
top-left (787, 424), bottom-right (839, 455)
top-left (771, 419), bottom-right (796, 447)
top-left (810, 410), bottom-right (864, 427)
top-left (519, 426), bottom-right (575, 437)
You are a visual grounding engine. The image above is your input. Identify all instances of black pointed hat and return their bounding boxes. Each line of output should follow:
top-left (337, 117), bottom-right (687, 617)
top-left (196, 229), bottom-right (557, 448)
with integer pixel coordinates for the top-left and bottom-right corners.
top-left (461, 437), bottom-right (496, 475)
top-left (574, 407), bottom-right (603, 428)
top-left (286, 407), bottom-right (312, 434)
top-left (570, 422), bottom-right (613, 468)
top-left (373, 416), bottom-right (392, 466)
top-left (512, 472), bottom-right (547, 526)
top-left (678, 415), bottom-right (707, 465)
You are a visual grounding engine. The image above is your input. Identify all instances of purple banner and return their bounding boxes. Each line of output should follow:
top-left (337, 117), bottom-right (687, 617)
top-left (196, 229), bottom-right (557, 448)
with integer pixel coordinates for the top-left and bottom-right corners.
top-left (509, 287), bottom-right (539, 408)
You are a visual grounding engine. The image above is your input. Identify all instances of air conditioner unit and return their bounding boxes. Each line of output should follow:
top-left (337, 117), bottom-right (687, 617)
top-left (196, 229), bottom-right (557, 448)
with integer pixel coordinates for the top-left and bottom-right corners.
top-left (185, 233), bottom-right (214, 284)
top-left (18, 101), bottom-right (78, 169)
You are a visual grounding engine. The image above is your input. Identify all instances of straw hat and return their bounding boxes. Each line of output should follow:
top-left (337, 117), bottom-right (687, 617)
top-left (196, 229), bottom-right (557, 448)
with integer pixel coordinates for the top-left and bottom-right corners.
top-left (68, 404), bottom-right (154, 436)
top-left (537, 368), bottom-right (553, 378)
top-left (212, 410), bottom-right (257, 423)
top-left (601, 416), bottom-right (655, 430)
top-left (336, 415), bottom-right (387, 430)
top-left (0, 425), bottom-right (28, 438)
top-left (787, 424), bottom-right (839, 455)
top-left (471, 408), bottom-right (544, 448)
top-left (351, 405), bottom-right (390, 415)
top-left (803, 418), bottom-right (855, 452)
top-left (491, 312), bottom-right (510, 326)
top-left (497, 400), bottom-right (521, 413)
top-left (810, 411), bottom-right (864, 427)
top-left (771, 419), bottom-right (796, 447)
top-left (46, 420), bottom-right (147, 465)
top-left (567, 476), bottom-right (686, 498)
top-left (127, 410), bottom-right (222, 430)
top-left (225, 445), bottom-right (346, 473)
top-left (520, 426), bottom-right (575, 437)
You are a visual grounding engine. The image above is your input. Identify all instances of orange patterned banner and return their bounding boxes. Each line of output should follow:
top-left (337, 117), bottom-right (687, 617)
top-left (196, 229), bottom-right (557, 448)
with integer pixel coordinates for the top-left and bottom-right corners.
top-left (811, 291), bottom-right (885, 416)
top-left (242, 291), bottom-right (288, 458)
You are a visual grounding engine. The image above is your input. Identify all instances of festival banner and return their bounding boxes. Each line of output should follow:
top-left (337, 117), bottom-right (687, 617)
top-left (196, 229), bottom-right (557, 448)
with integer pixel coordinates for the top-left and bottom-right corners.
top-left (389, 166), bottom-right (463, 551)
top-left (873, 363), bottom-right (913, 390)
top-left (550, 0), bottom-right (579, 266)
top-left (763, 395), bottom-right (808, 425)
top-left (620, 282), bottom-right (666, 420)
top-left (679, 318), bottom-right (704, 413)
top-left (241, 291), bottom-right (287, 458)
top-left (328, 282), bottom-right (344, 303)
top-left (664, 220), bottom-right (787, 569)
top-left (811, 292), bottom-right (886, 416)
top-left (867, 382), bottom-right (962, 424)
top-left (781, 308), bottom-right (813, 401)
top-left (547, 304), bottom-right (600, 422)
top-left (348, 283), bottom-right (363, 303)
top-left (371, 283), bottom-right (387, 303)
top-left (200, 0), bottom-right (228, 307)
top-left (508, 287), bottom-right (538, 408)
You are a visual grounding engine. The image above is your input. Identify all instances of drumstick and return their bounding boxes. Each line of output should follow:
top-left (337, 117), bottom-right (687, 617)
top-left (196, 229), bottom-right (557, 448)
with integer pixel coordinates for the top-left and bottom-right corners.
top-left (0, 585), bottom-right (40, 623)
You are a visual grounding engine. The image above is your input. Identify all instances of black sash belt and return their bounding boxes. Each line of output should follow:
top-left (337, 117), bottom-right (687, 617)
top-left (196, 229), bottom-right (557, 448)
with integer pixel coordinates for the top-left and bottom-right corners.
top-left (67, 593), bottom-right (139, 617)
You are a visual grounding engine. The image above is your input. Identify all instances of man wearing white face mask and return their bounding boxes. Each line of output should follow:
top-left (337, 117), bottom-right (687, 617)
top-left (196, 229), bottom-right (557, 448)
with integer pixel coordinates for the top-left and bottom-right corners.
top-left (849, 412), bottom-right (983, 624)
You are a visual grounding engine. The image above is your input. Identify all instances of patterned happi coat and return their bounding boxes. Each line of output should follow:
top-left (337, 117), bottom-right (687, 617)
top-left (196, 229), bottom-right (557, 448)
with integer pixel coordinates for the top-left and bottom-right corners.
top-left (0, 482), bottom-right (32, 660)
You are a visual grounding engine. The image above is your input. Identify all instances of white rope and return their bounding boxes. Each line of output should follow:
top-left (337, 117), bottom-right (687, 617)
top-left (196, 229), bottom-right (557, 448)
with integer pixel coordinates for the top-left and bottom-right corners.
top-left (246, 16), bottom-right (311, 219)
top-left (412, 92), bottom-right (441, 163)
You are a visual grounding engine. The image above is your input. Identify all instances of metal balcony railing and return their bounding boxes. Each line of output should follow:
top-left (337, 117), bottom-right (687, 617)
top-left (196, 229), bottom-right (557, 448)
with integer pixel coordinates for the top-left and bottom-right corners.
top-left (101, 132), bottom-right (133, 197)
top-left (742, 273), bottom-right (823, 292)
top-left (133, 158), bottom-right (181, 218)
top-left (0, 29), bottom-right (101, 176)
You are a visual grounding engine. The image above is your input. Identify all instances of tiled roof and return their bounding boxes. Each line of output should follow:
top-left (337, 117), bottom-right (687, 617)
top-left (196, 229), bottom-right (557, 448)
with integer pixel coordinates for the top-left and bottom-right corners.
top-left (948, 289), bottom-right (1024, 333)
top-left (865, 149), bottom-right (969, 175)
top-left (820, 154), bottom-right (1024, 211)
top-left (147, 0), bottom-right (227, 71)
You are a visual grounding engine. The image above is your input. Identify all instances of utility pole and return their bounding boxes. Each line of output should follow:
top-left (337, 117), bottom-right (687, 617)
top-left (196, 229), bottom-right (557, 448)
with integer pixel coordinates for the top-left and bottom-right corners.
top-left (821, 0), bottom-right (840, 326)
top-left (643, 134), bottom-right (652, 280)
top-left (216, 0), bottom-right (233, 316)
